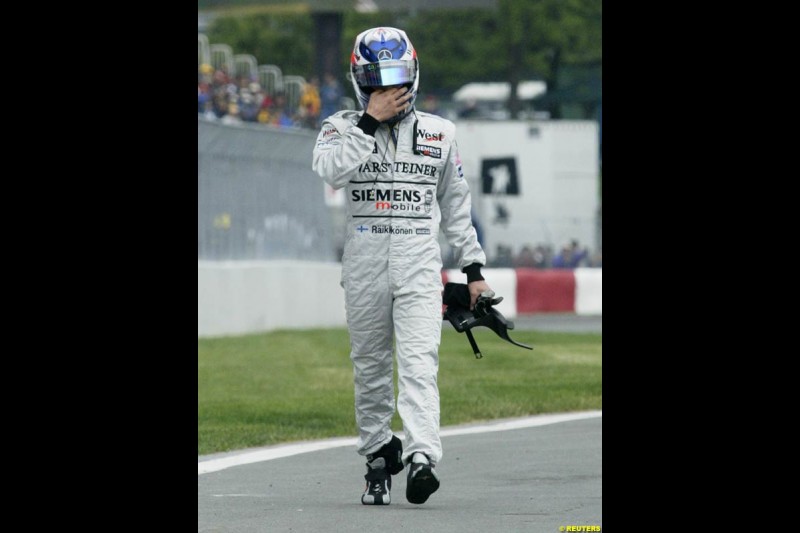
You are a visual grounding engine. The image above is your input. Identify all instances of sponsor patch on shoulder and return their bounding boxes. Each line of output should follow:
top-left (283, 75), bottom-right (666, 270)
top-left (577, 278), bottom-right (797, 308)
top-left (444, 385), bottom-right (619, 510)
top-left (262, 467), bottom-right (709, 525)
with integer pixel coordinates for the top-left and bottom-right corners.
top-left (415, 144), bottom-right (442, 159)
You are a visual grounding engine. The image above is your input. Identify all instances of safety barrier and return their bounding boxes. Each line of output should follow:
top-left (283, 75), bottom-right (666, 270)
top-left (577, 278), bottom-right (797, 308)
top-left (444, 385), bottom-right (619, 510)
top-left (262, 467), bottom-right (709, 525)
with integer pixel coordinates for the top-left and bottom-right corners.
top-left (198, 261), bottom-right (601, 338)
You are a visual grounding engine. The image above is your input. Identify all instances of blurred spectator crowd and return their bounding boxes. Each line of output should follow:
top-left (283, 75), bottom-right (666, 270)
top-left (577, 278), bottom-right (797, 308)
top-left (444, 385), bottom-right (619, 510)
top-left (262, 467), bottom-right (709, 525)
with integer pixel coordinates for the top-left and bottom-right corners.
top-left (503, 240), bottom-right (601, 269)
top-left (199, 66), bottom-right (453, 129)
top-left (198, 64), bottom-right (344, 129)
top-left (445, 240), bottom-right (601, 270)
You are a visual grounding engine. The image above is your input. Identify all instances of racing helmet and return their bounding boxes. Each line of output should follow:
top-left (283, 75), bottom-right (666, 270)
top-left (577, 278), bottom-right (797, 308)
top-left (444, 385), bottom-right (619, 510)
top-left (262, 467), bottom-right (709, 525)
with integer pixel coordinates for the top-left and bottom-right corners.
top-left (350, 27), bottom-right (419, 123)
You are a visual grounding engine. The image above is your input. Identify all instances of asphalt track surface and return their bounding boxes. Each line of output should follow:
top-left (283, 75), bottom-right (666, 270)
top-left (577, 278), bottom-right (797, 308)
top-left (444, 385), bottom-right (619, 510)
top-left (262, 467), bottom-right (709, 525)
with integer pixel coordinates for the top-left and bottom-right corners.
top-left (198, 314), bottom-right (602, 532)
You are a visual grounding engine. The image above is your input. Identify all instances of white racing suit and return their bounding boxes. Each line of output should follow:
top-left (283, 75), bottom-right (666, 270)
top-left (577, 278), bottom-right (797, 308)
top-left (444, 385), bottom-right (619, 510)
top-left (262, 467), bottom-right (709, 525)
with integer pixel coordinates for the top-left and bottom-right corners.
top-left (312, 109), bottom-right (485, 465)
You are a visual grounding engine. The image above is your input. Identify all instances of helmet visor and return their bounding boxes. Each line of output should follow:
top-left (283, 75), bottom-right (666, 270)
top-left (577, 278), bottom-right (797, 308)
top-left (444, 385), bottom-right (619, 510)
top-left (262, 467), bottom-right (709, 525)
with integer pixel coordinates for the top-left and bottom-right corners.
top-left (353, 60), bottom-right (416, 89)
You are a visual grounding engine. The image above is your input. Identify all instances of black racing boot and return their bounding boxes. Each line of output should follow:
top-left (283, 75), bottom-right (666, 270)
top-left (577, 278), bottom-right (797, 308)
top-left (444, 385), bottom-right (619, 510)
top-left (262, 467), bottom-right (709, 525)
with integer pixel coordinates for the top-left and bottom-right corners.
top-left (406, 452), bottom-right (440, 504)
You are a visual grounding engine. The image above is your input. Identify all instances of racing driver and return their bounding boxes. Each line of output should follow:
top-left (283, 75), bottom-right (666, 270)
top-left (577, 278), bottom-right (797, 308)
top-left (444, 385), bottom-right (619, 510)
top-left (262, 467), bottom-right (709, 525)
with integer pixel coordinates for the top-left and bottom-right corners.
top-left (311, 26), bottom-right (492, 506)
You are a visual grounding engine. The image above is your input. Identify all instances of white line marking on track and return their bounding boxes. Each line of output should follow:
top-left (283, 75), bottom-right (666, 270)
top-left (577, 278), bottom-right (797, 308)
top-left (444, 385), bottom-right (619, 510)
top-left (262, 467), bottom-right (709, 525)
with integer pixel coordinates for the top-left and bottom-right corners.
top-left (212, 494), bottom-right (269, 497)
top-left (198, 410), bottom-right (601, 475)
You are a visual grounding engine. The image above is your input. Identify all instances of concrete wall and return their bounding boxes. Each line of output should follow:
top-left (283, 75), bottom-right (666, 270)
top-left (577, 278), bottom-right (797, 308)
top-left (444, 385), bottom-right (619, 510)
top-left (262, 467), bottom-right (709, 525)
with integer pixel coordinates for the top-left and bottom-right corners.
top-left (454, 120), bottom-right (600, 258)
top-left (198, 261), bottom-right (601, 338)
top-left (198, 118), bottom-right (338, 261)
top-left (198, 260), bottom-right (346, 337)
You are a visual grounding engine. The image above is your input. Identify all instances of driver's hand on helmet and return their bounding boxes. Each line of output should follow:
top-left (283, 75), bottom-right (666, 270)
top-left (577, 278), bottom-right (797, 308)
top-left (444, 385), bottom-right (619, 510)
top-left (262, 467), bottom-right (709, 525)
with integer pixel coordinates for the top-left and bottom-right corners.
top-left (365, 86), bottom-right (413, 122)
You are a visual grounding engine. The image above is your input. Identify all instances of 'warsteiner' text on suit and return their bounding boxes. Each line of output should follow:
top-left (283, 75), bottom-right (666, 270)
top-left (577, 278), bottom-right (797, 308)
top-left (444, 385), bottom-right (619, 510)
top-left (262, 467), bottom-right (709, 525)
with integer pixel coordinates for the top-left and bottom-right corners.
top-left (312, 109), bottom-right (486, 466)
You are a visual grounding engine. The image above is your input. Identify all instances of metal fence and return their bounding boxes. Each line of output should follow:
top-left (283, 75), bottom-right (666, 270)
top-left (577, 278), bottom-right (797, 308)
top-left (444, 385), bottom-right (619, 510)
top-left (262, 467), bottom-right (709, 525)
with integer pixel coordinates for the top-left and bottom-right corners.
top-left (198, 117), bottom-right (338, 262)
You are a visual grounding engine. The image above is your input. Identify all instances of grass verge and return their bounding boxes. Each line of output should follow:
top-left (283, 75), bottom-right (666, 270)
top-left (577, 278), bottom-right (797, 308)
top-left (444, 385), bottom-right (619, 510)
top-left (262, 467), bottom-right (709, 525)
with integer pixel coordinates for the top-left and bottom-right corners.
top-left (198, 327), bottom-right (601, 456)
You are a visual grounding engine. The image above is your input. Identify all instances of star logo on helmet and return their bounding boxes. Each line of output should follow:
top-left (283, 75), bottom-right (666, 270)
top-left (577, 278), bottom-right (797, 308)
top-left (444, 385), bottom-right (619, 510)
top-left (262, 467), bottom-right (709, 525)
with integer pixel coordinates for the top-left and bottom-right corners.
top-left (377, 49), bottom-right (392, 61)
